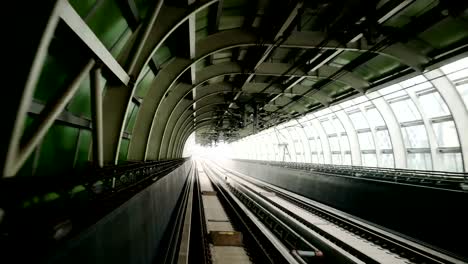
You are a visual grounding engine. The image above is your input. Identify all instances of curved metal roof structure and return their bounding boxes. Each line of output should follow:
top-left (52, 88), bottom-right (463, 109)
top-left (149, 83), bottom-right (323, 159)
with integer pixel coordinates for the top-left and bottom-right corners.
top-left (2, 0), bottom-right (468, 176)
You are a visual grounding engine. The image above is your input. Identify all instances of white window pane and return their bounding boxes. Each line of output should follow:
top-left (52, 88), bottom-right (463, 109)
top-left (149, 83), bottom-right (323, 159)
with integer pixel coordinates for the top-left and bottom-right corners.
top-left (439, 153), bottom-right (463, 172)
top-left (329, 136), bottom-right (340, 151)
top-left (390, 99), bottom-right (422, 123)
top-left (340, 136), bottom-right (350, 151)
top-left (343, 154), bottom-right (352, 165)
top-left (304, 123), bottom-right (317, 137)
top-left (406, 81), bottom-right (433, 93)
top-left (362, 153), bottom-right (377, 167)
top-left (358, 132), bottom-right (375, 150)
top-left (321, 120), bottom-right (335, 134)
top-left (402, 125), bottom-right (429, 148)
top-left (312, 154), bottom-right (319, 163)
top-left (365, 108), bottom-right (385, 127)
top-left (407, 153), bottom-right (432, 170)
top-left (447, 69), bottom-right (468, 82)
top-left (432, 121), bottom-right (460, 147)
top-left (455, 82), bottom-right (468, 110)
top-left (332, 118), bottom-right (346, 133)
top-left (318, 153), bottom-right (324, 164)
top-left (379, 154), bottom-right (395, 168)
top-left (376, 130), bottom-right (392, 149)
top-left (309, 139), bottom-right (318, 152)
top-left (418, 92), bottom-right (450, 118)
top-left (400, 76), bottom-right (427, 88)
top-left (332, 154), bottom-right (342, 165)
top-left (380, 84), bottom-right (402, 95)
top-left (349, 112), bottom-right (369, 129)
top-left (441, 57), bottom-right (468, 74)
top-left (316, 137), bottom-right (323, 153)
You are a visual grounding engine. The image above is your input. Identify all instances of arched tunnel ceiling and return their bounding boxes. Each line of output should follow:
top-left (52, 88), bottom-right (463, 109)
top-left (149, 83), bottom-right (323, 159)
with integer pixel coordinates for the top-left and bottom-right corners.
top-left (5, 0), bottom-right (468, 176)
top-left (168, 0), bottom-right (468, 146)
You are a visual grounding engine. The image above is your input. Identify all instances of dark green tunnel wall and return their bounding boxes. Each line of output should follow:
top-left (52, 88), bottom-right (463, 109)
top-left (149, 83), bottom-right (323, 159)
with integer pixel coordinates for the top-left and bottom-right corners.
top-left (18, 0), bottom-right (173, 176)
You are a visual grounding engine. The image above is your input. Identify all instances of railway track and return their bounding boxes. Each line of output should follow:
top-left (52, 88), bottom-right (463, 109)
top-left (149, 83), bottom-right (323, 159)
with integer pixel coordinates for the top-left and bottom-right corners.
top-left (200, 159), bottom-right (467, 264)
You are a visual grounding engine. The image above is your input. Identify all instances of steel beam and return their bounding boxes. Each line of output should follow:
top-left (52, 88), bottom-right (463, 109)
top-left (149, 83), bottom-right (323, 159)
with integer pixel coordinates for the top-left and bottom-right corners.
top-left (91, 66), bottom-right (104, 168)
top-left (425, 69), bottom-right (468, 171)
top-left (58, 0), bottom-right (130, 85)
top-left (3, 1), bottom-right (62, 177)
top-left (10, 60), bottom-right (95, 176)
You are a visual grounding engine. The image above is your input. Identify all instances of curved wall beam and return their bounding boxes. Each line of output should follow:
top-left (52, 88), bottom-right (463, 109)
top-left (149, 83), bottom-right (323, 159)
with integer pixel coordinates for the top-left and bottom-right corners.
top-left (425, 70), bottom-right (468, 170)
top-left (130, 25), bottom-right (428, 161)
top-left (170, 103), bottom-right (229, 157)
top-left (102, 1), bottom-right (219, 164)
top-left (159, 94), bottom-right (231, 158)
top-left (147, 88), bottom-right (228, 159)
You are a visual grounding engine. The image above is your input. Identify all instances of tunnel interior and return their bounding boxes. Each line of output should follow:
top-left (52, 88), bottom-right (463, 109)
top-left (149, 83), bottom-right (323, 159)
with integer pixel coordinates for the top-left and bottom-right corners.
top-left (1, 0), bottom-right (468, 263)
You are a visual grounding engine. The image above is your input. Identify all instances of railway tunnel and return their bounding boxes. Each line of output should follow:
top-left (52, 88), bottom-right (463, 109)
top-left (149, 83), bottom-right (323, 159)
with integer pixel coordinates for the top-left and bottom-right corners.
top-left (1, 0), bottom-right (468, 263)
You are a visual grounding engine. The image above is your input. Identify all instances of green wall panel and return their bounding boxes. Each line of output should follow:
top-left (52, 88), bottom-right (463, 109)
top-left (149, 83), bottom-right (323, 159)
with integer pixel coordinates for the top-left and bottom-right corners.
top-left (74, 129), bottom-right (92, 169)
top-left (36, 124), bottom-right (79, 176)
top-left (85, 0), bottom-right (129, 50)
top-left (69, 0), bottom-right (97, 18)
top-left (34, 55), bottom-right (72, 103)
top-left (125, 104), bottom-right (140, 133)
top-left (67, 74), bottom-right (106, 118)
top-left (119, 138), bottom-right (130, 163)
top-left (135, 67), bottom-right (155, 98)
top-left (154, 46), bottom-right (172, 65)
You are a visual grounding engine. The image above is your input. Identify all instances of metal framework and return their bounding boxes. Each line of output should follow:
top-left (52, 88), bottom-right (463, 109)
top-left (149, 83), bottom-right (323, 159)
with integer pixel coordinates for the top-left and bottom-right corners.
top-left (4, 0), bottom-right (468, 176)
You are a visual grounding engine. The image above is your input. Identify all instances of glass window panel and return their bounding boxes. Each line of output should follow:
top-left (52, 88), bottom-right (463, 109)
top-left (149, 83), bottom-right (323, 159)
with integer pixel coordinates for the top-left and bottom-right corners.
top-left (418, 92), bottom-right (450, 118)
top-left (439, 153), bottom-right (463, 172)
top-left (340, 136), bottom-right (350, 151)
top-left (375, 130), bottom-right (392, 149)
top-left (455, 82), bottom-right (468, 110)
top-left (332, 118), bottom-right (346, 133)
top-left (365, 108), bottom-right (385, 127)
top-left (349, 112), bottom-right (369, 129)
top-left (358, 132), bottom-right (375, 150)
top-left (402, 125), bottom-right (429, 148)
top-left (321, 120), bottom-right (335, 134)
top-left (406, 82), bottom-right (433, 94)
top-left (332, 154), bottom-right (342, 165)
top-left (309, 138), bottom-right (318, 152)
top-left (303, 122), bottom-right (316, 137)
top-left (362, 153), bottom-right (377, 167)
top-left (390, 99), bottom-right (422, 123)
top-left (311, 154), bottom-right (319, 163)
top-left (318, 153), bottom-right (324, 164)
top-left (316, 137), bottom-right (323, 153)
top-left (407, 153), bottom-right (432, 170)
top-left (441, 57), bottom-right (468, 74)
top-left (400, 76), bottom-right (427, 88)
top-left (447, 69), bottom-right (468, 82)
top-left (353, 96), bottom-right (368, 104)
top-left (379, 154), bottom-right (395, 168)
top-left (432, 121), bottom-right (459, 147)
top-left (380, 84), bottom-right (402, 95)
top-left (343, 154), bottom-right (352, 165)
top-left (329, 136), bottom-right (341, 152)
